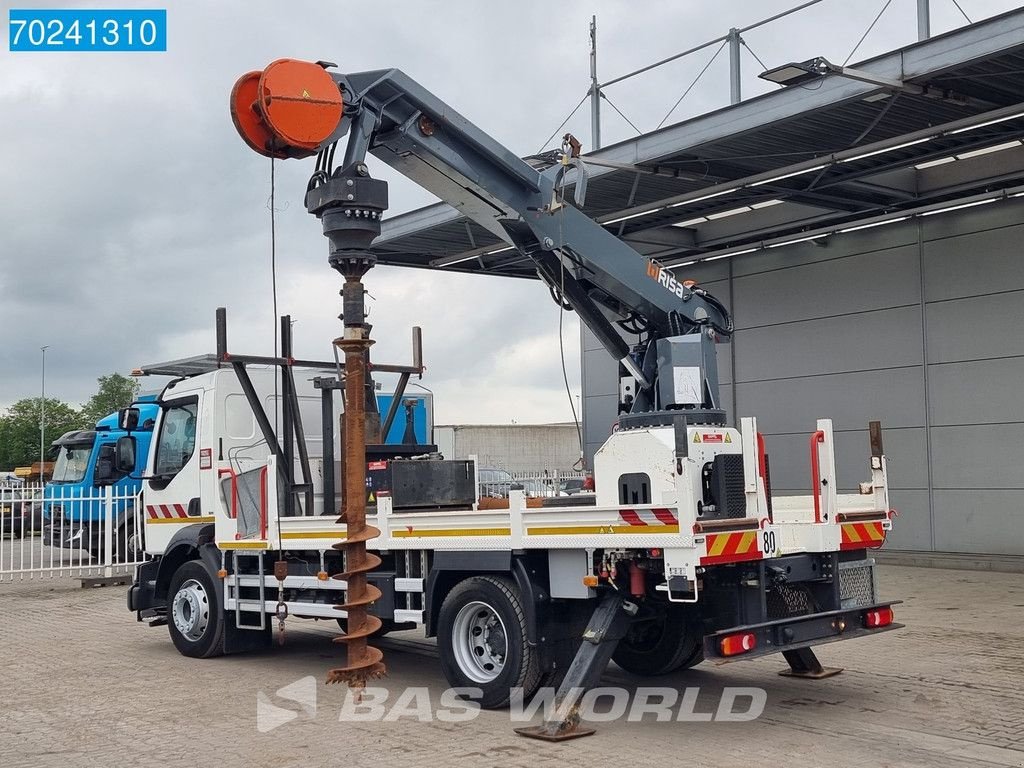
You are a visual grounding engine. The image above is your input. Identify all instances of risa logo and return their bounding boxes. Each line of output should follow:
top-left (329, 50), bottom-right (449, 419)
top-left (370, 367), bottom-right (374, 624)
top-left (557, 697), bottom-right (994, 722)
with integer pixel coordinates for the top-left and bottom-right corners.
top-left (646, 260), bottom-right (688, 298)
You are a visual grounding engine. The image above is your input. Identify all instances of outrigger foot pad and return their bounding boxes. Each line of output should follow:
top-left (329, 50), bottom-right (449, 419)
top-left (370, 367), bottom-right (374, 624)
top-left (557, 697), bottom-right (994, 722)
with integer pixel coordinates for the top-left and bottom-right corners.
top-left (514, 724), bottom-right (596, 742)
top-left (515, 593), bottom-right (636, 741)
top-left (778, 647), bottom-right (843, 679)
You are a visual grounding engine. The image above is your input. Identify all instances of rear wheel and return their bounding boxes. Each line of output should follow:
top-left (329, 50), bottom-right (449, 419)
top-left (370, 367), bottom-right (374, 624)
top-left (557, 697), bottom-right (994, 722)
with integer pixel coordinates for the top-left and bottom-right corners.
top-left (167, 561), bottom-right (225, 658)
top-left (438, 575), bottom-right (542, 709)
top-left (613, 604), bottom-right (704, 676)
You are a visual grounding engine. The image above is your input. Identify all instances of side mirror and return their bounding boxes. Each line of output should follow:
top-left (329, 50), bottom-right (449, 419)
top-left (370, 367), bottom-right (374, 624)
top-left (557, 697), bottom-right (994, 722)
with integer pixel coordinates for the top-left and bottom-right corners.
top-left (94, 444), bottom-right (116, 486)
top-left (119, 407), bottom-right (140, 433)
top-left (115, 436), bottom-right (137, 474)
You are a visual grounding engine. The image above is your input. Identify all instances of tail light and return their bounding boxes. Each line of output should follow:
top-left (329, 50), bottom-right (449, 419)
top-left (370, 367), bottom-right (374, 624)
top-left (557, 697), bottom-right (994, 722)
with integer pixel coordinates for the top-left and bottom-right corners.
top-left (719, 632), bottom-right (757, 657)
top-left (863, 607), bottom-right (894, 628)
top-left (582, 475), bottom-right (595, 491)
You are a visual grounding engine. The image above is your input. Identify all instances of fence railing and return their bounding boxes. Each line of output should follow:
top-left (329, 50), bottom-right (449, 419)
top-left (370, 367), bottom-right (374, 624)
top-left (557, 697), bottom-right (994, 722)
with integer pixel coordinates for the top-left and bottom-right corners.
top-left (478, 469), bottom-right (589, 499)
top-left (0, 483), bottom-right (148, 582)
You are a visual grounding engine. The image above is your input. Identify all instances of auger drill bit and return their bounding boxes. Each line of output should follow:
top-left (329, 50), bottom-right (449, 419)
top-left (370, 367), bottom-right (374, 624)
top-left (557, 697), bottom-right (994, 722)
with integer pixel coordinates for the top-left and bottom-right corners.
top-left (229, 59), bottom-right (391, 691)
top-left (329, 327), bottom-right (386, 691)
top-left (311, 160), bottom-right (390, 692)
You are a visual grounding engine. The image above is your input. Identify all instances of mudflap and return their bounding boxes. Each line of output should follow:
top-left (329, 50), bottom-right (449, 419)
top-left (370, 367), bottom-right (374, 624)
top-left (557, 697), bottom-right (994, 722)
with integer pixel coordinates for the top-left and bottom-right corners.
top-left (224, 610), bottom-right (272, 654)
top-left (129, 559), bottom-right (161, 617)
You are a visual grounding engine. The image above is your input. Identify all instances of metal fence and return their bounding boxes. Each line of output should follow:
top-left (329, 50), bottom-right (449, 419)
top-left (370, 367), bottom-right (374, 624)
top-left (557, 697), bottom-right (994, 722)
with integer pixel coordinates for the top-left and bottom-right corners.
top-left (477, 469), bottom-right (589, 499)
top-left (0, 483), bottom-right (148, 582)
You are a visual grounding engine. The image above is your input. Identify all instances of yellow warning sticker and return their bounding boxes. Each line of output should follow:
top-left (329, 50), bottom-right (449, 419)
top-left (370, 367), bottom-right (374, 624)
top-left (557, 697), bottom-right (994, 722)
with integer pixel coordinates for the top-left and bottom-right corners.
top-left (367, 492), bottom-right (376, 503)
top-left (302, 89), bottom-right (311, 98)
top-left (693, 433), bottom-right (701, 443)
top-left (724, 434), bottom-right (732, 443)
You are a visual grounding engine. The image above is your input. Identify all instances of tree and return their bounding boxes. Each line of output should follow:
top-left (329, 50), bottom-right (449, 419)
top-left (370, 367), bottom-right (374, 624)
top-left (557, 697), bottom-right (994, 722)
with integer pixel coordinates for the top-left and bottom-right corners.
top-left (0, 398), bottom-right (84, 471)
top-left (80, 373), bottom-right (141, 428)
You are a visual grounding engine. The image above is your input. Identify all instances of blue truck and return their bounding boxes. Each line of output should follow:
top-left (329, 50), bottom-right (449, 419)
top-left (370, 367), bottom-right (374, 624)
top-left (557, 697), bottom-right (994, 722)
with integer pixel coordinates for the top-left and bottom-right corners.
top-left (43, 397), bottom-right (159, 561)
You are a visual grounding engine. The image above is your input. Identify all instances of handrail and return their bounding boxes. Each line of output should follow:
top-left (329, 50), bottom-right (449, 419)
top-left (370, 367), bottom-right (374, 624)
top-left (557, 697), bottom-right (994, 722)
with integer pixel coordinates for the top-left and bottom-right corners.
top-left (756, 431), bottom-right (772, 523)
top-left (836, 511), bottom-right (888, 523)
top-left (599, 0), bottom-right (827, 88)
top-left (217, 467), bottom-right (238, 519)
top-left (258, 466), bottom-right (268, 540)
top-left (693, 518), bottom-right (760, 533)
top-left (810, 430), bottom-right (825, 523)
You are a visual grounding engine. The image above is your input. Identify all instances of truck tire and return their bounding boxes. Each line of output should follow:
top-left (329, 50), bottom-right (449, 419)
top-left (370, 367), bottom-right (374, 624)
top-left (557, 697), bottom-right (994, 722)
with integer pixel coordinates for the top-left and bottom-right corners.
top-left (612, 606), bottom-right (704, 676)
top-left (437, 575), bottom-right (542, 709)
top-left (116, 517), bottom-right (143, 564)
top-left (167, 561), bottom-right (225, 659)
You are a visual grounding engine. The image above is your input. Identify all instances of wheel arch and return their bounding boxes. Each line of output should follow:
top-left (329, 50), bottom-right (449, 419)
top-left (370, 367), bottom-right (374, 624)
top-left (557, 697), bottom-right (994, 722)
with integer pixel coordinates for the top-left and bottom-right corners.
top-left (423, 551), bottom-right (547, 644)
top-left (154, 523), bottom-right (217, 600)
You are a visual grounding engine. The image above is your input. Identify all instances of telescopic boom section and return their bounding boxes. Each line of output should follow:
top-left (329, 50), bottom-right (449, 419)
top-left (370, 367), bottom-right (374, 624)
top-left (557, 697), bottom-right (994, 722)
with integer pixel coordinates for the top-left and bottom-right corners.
top-left (231, 58), bottom-right (733, 416)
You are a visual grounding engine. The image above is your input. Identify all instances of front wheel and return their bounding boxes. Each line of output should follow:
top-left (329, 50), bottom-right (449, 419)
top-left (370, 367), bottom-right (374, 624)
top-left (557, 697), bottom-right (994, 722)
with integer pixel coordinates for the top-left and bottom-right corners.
top-left (437, 575), bottom-right (542, 709)
top-left (613, 604), bottom-right (704, 676)
top-left (167, 561), bottom-right (225, 658)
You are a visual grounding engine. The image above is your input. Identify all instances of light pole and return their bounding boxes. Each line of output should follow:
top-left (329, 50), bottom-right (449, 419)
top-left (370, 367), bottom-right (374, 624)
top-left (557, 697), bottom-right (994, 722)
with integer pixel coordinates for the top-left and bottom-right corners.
top-left (40, 345), bottom-right (49, 474)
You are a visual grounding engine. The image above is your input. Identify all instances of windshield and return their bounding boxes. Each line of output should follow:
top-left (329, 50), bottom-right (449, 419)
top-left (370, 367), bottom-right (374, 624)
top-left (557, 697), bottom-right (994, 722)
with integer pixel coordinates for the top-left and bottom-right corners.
top-left (51, 444), bottom-right (93, 484)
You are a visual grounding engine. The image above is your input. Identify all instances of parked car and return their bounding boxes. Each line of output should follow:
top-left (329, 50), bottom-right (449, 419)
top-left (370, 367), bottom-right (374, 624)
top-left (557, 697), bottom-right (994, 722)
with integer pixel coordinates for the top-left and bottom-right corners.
top-left (560, 475), bottom-right (595, 496)
top-left (560, 477), bottom-right (585, 495)
top-left (1, 502), bottom-right (25, 538)
top-left (478, 468), bottom-right (513, 498)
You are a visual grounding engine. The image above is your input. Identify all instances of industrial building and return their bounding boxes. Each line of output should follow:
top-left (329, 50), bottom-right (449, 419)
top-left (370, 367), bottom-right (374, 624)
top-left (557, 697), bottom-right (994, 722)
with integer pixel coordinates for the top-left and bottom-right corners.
top-left (368, 9), bottom-right (1024, 561)
top-left (434, 422), bottom-right (581, 473)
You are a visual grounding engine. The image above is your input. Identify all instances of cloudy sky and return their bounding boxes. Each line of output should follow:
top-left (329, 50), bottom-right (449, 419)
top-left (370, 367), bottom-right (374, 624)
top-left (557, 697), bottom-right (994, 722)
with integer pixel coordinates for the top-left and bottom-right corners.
top-left (1, 0), bottom-right (1018, 425)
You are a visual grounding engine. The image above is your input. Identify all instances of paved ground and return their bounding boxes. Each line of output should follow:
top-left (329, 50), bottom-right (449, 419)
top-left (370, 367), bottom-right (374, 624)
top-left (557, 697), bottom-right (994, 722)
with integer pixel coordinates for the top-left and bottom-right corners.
top-left (2, 565), bottom-right (1023, 768)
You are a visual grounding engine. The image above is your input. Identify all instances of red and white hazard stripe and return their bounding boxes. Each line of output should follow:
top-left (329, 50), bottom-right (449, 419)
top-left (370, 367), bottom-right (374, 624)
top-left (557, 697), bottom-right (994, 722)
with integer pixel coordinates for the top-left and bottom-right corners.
top-left (146, 503), bottom-right (188, 520)
top-left (618, 508), bottom-right (679, 527)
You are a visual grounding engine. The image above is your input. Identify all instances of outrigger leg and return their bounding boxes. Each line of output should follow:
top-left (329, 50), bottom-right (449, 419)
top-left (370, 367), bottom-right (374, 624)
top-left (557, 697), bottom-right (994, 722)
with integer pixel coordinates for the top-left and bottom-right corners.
top-left (779, 647), bottom-right (843, 679)
top-left (515, 592), bottom-right (637, 741)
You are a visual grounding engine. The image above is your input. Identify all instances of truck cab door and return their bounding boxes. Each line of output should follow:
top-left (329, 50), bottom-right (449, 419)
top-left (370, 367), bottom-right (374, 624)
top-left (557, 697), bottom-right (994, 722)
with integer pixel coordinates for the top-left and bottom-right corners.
top-left (143, 394), bottom-right (204, 553)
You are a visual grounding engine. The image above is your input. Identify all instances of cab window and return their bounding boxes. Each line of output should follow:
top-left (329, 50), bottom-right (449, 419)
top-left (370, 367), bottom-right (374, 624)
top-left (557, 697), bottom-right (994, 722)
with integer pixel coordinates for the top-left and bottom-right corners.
top-left (154, 399), bottom-right (199, 478)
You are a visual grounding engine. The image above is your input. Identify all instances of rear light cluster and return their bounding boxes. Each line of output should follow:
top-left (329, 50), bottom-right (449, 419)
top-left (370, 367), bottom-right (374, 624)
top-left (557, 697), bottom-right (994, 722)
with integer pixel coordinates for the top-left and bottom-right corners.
top-left (719, 632), bottom-right (757, 657)
top-left (864, 606), bottom-right (894, 628)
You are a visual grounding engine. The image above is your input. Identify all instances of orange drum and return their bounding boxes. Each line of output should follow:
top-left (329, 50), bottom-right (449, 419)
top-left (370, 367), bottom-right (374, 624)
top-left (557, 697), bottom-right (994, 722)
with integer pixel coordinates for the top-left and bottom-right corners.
top-left (230, 59), bottom-right (343, 158)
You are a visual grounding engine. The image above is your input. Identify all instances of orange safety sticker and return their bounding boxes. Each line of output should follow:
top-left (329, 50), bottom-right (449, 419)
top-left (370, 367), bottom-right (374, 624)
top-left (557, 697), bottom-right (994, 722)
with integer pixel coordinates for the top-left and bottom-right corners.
top-left (700, 530), bottom-right (761, 565)
top-left (840, 521), bottom-right (886, 549)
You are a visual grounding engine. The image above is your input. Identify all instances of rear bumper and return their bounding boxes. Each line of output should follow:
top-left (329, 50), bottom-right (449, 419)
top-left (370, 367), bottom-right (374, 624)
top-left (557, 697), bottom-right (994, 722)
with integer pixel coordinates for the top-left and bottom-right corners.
top-left (1, 516), bottom-right (23, 535)
top-left (703, 601), bottom-right (902, 662)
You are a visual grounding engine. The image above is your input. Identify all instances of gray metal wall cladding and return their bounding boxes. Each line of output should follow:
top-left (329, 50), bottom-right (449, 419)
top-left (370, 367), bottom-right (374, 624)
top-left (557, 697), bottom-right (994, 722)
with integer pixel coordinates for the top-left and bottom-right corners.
top-left (581, 197), bottom-right (1024, 555)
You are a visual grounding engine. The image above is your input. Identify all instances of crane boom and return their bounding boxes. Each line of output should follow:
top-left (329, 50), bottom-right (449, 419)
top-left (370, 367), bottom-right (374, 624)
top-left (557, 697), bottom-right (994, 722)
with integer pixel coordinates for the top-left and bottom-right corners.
top-left (232, 60), bottom-right (733, 419)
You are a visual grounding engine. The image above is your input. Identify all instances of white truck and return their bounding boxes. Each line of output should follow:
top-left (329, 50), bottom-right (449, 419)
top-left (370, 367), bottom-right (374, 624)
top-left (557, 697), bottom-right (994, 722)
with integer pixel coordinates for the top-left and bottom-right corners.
top-left (125, 339), bottom-right (898, 709)
top-left (126, 58), bottom-right (902, 738)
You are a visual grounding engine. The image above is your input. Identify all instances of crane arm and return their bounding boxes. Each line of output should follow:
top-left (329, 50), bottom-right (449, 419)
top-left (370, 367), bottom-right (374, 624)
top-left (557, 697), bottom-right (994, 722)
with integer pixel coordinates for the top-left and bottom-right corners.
top-left (231, 60), bottom-right (733, 414)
